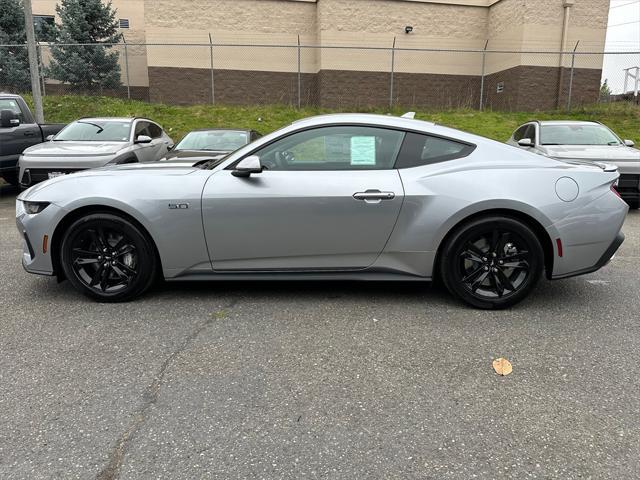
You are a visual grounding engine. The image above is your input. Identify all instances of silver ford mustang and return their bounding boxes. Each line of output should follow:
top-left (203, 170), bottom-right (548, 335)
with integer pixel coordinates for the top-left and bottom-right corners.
top-left (15, 114), bottom-right (628, 309)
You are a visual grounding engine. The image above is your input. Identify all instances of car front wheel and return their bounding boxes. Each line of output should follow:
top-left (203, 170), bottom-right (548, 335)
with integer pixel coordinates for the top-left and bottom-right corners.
top-left (439, 216), bottom-right (544, 309)
top-left (60, 213), bottom-right (157, 302)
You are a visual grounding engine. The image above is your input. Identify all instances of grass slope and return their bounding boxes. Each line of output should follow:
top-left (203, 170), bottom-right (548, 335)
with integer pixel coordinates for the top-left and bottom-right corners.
top-left (26, 95), bottom-right (640, 144)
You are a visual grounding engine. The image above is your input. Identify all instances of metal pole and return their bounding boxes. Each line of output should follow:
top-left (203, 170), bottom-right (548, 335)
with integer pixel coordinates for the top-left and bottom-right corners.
top-left (23, 0), bottom-right (44, 122)
top-left (389, 36), bottom-right (396, 109)
top-left (121, 34), bottom-right (130, 99)
top-left (567, 41), bottom-right (579, 111)
top-left (479, 39), bottom-right (488, 110)
top-left (37, 42), bottom-right (45, 97)
top-left (209, 33), bottom-right (215, 105)
top-left (297, 35), bottom-right (301, 109)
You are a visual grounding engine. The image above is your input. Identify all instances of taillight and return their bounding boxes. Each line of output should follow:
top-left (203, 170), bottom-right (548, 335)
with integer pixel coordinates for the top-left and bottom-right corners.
top-left (611, 183), bottom-right (622, 198)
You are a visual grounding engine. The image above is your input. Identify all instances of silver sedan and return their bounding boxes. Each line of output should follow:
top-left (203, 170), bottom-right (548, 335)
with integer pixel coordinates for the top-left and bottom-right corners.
top-left (16, 114), bottom-right (628, 309)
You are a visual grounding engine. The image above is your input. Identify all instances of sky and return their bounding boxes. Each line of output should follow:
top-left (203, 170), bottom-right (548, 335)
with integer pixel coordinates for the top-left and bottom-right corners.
top-left (603, 0), bottom-right (640, 93)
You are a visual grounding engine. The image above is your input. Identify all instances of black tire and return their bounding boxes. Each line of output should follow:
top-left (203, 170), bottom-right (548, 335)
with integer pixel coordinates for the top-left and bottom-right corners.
top-left (60, 213), bottom-right (158, 302)
top-left (439, 216), bottom-right (544, 309)
top-left (2, 171), bottom-right (19, 186)
top-left (625, 199), bottom-right (639, 210)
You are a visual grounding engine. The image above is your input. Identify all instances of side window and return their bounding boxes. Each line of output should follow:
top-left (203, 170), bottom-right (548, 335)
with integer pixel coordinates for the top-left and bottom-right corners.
top-left (395, 132), bottom-right (475, 169)
top-left (147, 123), bottom-right (162, 139)
top-left (523, 125), bottom-right (536, 143)
top-left (134, 121), bottom-right (151, 138)
top-left (0, 99), bottom-right (25, 122)
top-left (513, 125), bottom-right (528, 141)
top-left (250, 126), bottom-right (405, 171)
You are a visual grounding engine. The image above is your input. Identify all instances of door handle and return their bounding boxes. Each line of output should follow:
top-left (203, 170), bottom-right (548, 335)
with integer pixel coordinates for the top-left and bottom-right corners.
top-left (24, 131), bottom-right (36, 137)
top-left (353, 190), bottom-right (395, 201)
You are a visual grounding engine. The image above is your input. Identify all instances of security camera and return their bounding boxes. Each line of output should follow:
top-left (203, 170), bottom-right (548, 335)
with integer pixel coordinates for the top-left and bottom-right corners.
top-left (405, 26), bottom-right (413, 34)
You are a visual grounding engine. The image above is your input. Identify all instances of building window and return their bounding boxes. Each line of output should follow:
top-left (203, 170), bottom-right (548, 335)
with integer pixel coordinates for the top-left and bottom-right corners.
top-left (496, 82), bottom-right (505, 94)
top-left (119, 18), bottom-right (130, 29)
top-left (33, 15), bottom-right (55, 42)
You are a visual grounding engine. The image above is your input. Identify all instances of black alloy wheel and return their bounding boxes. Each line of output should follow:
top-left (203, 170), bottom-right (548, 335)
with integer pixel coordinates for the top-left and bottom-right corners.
top-left (440, 216), bottom-right (544, 309)
top-left (60, 213), bottom-right (157, 301)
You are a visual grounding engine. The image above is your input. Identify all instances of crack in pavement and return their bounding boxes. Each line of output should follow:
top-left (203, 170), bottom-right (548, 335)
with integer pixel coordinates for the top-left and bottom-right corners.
top-left (96, 297), bottom-right (239, 480)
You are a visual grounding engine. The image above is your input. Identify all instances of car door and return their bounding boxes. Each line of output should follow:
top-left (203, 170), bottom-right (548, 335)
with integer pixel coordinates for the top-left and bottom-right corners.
top-left (0, 98), bottom-right (42, 160)
top-left (147, 122), bottom-right (172, 160)
top-left (201, 125), bottom-right (406, 271)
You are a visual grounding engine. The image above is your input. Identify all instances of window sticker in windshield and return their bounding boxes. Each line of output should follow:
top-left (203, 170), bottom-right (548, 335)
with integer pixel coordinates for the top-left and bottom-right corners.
top-left (350, 136), bottom-right (376, 165)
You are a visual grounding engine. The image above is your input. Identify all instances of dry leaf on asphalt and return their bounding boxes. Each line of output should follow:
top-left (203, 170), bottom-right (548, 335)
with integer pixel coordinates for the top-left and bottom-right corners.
top-left (492, 358), bottom-right (513, 376)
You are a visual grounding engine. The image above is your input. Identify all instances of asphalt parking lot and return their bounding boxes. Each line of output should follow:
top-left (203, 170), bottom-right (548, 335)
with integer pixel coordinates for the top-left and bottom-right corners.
top-left (1, 184), bottom-right (639, 480)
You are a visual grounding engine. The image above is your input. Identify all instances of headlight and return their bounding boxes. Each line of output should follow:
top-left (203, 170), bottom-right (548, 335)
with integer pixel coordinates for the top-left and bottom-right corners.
top-left (23, 201), bottom-right (50, 214)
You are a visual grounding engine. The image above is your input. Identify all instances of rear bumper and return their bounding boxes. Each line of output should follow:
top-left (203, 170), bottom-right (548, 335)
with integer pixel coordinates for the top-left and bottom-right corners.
top-left (551, 231), bottom-right (625, 280)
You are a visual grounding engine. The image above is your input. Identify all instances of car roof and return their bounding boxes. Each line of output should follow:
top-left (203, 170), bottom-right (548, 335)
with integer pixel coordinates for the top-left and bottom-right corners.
top-left (0, 92), bottom-right (22, 99)
top-left (531, 120), bottom-right (601, 126)
top-left (75, 117), bottom-right (155, 123)
top-left (292, 113), bottom-right (437, 129)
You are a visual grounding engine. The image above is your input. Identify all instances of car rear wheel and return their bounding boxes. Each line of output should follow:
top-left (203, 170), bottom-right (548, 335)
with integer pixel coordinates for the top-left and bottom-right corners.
top-left (439, 216), bottom-right (544, 309)
top-left (60, 213), bottom-right (157, 302)
top-left (626, 199), bottom-right (639, 210)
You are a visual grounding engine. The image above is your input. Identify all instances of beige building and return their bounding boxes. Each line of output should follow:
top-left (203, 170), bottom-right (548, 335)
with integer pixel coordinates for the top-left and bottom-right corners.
top-left (35, 0), bottom-right (612, 109)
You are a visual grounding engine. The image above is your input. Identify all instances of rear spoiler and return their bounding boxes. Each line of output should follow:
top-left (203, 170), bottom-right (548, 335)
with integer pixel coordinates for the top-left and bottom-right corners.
top-left (558, 158), bottom-right (618, 172)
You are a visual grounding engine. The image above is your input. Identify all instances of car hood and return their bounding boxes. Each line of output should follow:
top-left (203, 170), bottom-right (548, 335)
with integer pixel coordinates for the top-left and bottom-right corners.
top-left (23, 141), bottom-right (127, 157)
top-left (18, 162), bottom-right (199, 200)
top-left (543, 145), bottom-right (640, 162)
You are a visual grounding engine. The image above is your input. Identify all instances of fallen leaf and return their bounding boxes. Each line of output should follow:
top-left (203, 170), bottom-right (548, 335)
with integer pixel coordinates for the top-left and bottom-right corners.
top-left (493, 358), bottom-right (513, 376)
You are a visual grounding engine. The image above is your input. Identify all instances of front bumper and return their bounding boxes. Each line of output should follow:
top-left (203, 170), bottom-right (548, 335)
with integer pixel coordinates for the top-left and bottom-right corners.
top-left (20, 167), bottom-right (84, 187)
top-left (617, 174), bottom-right (640, 203)
top-left (16, 199), bottom-right (63, 276)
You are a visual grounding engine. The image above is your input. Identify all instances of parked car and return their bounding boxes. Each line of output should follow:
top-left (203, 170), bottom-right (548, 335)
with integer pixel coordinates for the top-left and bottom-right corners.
top-left (507, 120), bottom-right (639, 208)
top-left (160, 128), bottom-right (261, 166)
top-left (0, 93), bottom-right (65, 186)
top-left (18, 117), bottom-right (173, 188)
top-left (16, 114), bottom-right (627, 309)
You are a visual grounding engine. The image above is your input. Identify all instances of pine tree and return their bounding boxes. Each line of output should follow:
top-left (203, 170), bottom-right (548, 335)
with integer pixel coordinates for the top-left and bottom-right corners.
top-left (47, 0), bottom-right (122, 91)
top-left (600, 79), bottom-right (612, 101)
top-left (0, 0), bottom-right (30, 91)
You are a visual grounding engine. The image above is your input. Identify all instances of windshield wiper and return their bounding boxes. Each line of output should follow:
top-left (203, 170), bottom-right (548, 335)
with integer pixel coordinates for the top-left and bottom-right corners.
top-left (77, 121), bottom-right (104, 133)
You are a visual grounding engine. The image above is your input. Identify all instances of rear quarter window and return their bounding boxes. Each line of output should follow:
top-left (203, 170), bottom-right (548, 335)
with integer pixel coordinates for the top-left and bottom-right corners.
top-left (395, 132), bottom-right (475, 169)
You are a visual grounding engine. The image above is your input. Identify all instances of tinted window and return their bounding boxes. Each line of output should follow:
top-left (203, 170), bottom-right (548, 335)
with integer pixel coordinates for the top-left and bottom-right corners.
top-left (251, 126), bottom-right (405, 171)
top-left (0, 99), bottom-right (25, 122)
top-left (513, 126), bottom-right (528, 141)
top-left (148, 123), bottom-right (162, 139)
top-left (134, 121), bottom-right (151, 138)
top-left (395, 132), bottom-right (474, 169)
top-left (523, 125), bottom-right (535, 142)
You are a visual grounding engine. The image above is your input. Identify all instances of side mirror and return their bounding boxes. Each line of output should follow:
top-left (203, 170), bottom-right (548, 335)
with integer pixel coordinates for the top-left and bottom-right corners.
top-left (0, 109), bottom-right (20, 128)
top-left (45, 134), bottom-right (54, 141)
top-left (232, 155), bottom-right (263, 177)
top-left (623, 139), bottom-right (635, 147)
top-left (518, 138), bottom-right (533, 147)
top-left (135, 135), bottom-right (152, 144)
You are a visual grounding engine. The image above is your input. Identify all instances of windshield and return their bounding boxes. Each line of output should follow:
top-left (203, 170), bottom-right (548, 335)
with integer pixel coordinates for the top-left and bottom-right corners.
top-left (176, 130), bottom-right (249, 151)
top-left (55, 120), bottom-right (132, 142)
top-left (540, 124), bottom-right (622, 146)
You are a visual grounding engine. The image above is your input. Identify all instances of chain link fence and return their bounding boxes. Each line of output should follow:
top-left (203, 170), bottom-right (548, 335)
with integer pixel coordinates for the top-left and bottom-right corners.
top-left (1, 41), bottom-right (639, 111)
